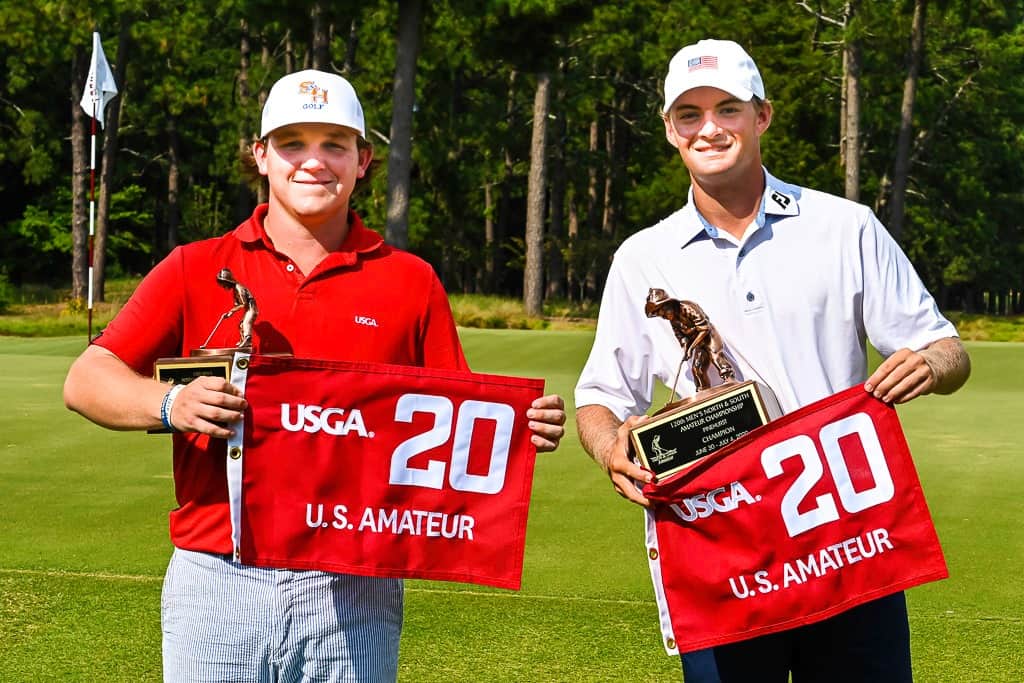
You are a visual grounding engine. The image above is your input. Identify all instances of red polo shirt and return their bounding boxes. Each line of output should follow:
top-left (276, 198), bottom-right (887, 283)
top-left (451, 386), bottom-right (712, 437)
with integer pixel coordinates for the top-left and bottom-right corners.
top-left (95, 205), bottom-right (468, 553)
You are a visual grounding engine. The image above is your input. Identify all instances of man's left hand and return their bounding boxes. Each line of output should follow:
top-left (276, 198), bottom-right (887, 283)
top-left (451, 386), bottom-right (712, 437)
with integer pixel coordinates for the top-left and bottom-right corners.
top-left (864, 348), bottom-right (935, 404)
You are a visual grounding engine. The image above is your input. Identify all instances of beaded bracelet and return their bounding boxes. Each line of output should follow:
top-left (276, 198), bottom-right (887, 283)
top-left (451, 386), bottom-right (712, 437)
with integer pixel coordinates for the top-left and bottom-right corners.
top-left (160, 384), bottom-right (185, 432)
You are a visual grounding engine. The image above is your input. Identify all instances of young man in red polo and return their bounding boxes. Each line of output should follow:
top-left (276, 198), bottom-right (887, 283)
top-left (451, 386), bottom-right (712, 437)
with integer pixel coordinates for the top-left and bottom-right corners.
top-left (65, 69), bottom-right (566, 681)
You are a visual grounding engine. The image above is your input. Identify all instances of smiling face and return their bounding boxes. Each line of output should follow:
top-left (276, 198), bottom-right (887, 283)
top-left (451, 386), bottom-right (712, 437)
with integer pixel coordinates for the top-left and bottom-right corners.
top-left (663, 86), bottom-right (772, 189)
top-left (253, 122), bottom-right (372, 225)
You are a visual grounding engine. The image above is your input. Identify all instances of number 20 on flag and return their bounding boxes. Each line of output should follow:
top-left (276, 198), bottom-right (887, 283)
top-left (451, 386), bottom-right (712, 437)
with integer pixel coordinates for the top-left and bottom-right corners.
top-left (762, 412), bottom-right (895, 538)
top-left (388, 394), bottom-right (516, 496)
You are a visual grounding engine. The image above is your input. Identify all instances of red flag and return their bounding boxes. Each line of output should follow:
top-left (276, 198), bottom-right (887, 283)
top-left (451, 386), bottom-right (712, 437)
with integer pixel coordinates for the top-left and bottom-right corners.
top-left (233, 355), bottom-right (544, 589)
top-left (643, 386), bottom-right (947, 653)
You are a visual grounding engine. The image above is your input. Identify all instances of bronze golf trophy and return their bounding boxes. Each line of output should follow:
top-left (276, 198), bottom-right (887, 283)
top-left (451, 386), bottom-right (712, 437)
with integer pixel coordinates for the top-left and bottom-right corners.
top-left (153, 268), bottom-right (258, 386)
top-left (629, 288), bottom-right (783, 480)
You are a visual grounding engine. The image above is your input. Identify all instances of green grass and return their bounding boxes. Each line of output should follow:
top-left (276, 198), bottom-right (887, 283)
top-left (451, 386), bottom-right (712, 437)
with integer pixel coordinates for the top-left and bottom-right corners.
top-left (447, 294), bottom-right (599, 331)
top-left (0, 334), bottom-right (1021, 681)
top-left (3, 279), bottom-right (1022, 339)
top-left (0, 282), bottom-right (600, 336)
top-left (0, 278), bottom-right (139, 337)
top-left (946, 312), bottom-right (1024, 342)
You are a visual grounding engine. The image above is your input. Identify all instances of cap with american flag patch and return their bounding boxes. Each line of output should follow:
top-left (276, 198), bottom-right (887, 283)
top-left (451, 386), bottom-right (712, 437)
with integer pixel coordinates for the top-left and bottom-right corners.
top-left (663, 39), bottom-right (764, 113)
top-left (687, 55), bottom-right (719, 71)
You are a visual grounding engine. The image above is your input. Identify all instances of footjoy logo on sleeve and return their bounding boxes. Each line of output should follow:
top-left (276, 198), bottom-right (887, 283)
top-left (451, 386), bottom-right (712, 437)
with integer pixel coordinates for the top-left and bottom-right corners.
top-left (670, 481), bottom-right (760, 522)
top-left (280, 404), bottom-right (372, 437)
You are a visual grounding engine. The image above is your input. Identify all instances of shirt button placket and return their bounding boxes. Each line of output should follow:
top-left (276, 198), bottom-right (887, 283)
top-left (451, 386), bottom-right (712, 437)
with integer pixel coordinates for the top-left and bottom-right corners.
top-left (735, 245), bottom-right (762, 313)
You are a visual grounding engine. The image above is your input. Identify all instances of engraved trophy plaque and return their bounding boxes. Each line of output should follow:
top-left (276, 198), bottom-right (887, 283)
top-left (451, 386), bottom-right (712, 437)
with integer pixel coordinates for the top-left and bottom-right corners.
top-left (630, 288), bottom-right (783, 480)
top-left (153, 268), bottom-right (258, 386)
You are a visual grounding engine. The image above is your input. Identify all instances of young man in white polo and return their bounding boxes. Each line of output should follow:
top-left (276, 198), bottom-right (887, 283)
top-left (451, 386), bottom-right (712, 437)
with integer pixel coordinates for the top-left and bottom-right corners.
top-left (574, 39), bottom-right (969, 682)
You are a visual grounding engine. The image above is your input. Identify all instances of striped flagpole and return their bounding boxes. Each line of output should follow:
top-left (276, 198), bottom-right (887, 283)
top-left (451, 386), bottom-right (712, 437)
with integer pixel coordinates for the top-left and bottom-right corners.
top-left (79, 30), bottom-right (118, 343)
top-left (88, 101), bottom-right (97, 342)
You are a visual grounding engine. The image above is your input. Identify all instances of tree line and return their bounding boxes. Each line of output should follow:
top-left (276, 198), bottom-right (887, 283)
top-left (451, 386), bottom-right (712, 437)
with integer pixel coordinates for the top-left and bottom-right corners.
top-left (1, 0), bottom-right (1021, 315)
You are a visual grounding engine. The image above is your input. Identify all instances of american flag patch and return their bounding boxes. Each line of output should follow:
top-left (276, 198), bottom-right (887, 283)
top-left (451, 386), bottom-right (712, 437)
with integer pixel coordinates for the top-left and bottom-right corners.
top-left (688, 56), bottom-right (718, 72)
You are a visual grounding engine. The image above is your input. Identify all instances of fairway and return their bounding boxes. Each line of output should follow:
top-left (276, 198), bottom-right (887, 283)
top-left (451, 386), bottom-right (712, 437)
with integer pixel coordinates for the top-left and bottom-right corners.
top-left (0, 334), bottom-right (1021, 681)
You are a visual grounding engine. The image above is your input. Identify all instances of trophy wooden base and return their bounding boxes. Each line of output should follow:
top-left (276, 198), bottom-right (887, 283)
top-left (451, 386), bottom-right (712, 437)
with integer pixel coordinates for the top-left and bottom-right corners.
top-left (153, 349), bottom-right (243, 386)
top-left (153, 348), bottom-right (297, 386)
top-left (630, 380), bottom-right (783, 481)
top-left (149, 348), bottom-right (249, 434)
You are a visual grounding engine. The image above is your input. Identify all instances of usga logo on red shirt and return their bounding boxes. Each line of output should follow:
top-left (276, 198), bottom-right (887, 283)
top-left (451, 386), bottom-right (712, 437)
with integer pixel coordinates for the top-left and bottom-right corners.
top-left (280, 403), bottom-right (371, 437)
top-left (669, 481), bottom-right (760, 523)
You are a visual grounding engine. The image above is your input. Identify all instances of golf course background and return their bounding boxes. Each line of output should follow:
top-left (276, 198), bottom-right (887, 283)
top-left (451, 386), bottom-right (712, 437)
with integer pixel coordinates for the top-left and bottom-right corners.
top-left (0, 331), bottom-right (1020, 681)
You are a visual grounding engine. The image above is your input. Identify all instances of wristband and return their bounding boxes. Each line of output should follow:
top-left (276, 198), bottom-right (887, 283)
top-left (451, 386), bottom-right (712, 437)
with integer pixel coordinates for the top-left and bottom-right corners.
top-left (160, 384), bottom-right (186, 432)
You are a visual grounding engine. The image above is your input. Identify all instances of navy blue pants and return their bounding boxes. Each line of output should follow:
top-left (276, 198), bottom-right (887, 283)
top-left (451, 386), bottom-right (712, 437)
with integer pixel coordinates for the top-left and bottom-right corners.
top-left (681, 592), bottom-right (912, 683)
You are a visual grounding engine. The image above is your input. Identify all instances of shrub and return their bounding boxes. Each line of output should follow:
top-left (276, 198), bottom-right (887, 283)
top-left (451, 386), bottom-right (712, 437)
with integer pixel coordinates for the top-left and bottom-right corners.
top-left (448, 294), bottom-right (549, 330)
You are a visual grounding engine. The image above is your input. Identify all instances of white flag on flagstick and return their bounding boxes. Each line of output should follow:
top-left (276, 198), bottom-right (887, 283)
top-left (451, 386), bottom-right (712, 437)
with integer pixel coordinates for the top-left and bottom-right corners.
top-left (79, 31), bottom-right (118, 128)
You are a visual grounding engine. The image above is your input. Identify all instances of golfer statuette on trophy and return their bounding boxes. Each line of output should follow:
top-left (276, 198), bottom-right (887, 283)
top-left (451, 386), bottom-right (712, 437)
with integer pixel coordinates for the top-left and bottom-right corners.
top-left (630, 288), bottom-right (783, 480)
top-left (153, 268), bottom-right (258, 386)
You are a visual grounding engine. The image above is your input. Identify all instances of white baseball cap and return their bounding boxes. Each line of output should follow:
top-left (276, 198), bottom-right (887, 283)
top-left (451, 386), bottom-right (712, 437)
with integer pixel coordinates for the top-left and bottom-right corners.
top-left (260, 69), bottom-right (365, 138)
top-left (662, 39), bottom-right (765, 113)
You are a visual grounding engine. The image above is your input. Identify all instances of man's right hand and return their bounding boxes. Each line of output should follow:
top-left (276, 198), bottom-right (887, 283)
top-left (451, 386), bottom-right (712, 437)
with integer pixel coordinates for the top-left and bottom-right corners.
top-left (605, 415), bottom-right (655, 508)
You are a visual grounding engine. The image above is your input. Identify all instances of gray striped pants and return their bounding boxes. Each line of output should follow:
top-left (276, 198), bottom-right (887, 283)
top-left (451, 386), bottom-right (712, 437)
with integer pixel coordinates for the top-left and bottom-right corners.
top-left (161, 548), bottom-right (403, 682)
